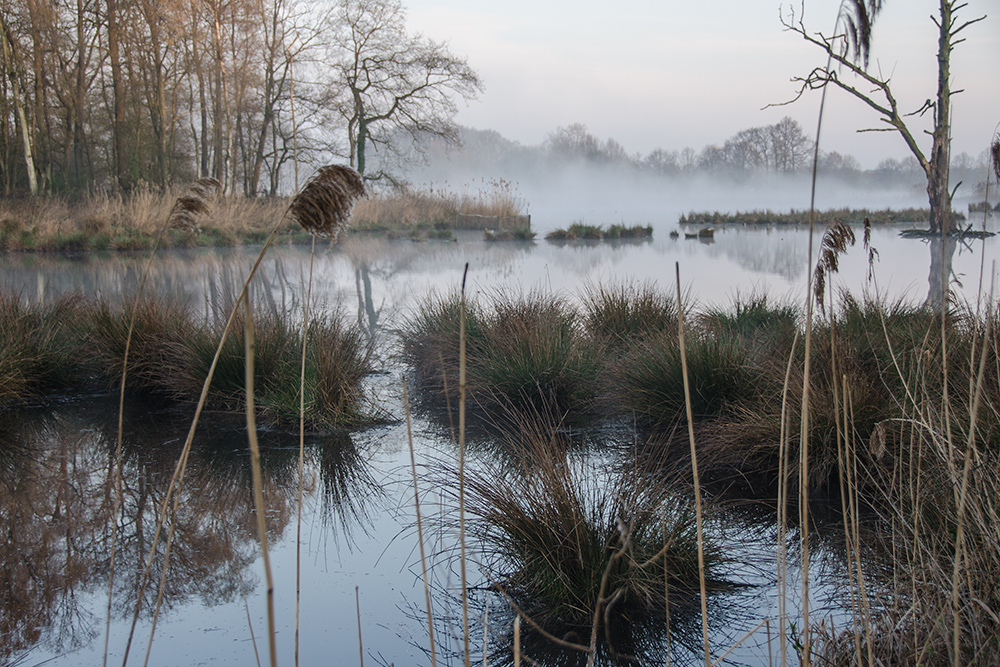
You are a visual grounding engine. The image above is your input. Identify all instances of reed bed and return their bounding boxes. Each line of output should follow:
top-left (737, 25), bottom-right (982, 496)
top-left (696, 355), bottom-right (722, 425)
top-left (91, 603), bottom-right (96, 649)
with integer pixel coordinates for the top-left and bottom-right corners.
top-left (816, 301), bottom-right (1000, 665)
top-left (401, 284), bottom-right (1000, 496)
top-left (0, 289), bottom-right (374, 427)
top-left (351, 179), bottom-right (527, 231)
top-left (678, 207), bottom-right (963, 226)
top-left (0, 178), bottom-right (527, 252)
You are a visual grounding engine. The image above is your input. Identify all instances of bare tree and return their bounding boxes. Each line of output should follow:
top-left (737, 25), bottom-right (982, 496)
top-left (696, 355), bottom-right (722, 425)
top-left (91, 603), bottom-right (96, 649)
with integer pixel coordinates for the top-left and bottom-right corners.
top-left (328, 0), bottom-right (482, 180)
top-left (781, 0), bottom-right (986, 233)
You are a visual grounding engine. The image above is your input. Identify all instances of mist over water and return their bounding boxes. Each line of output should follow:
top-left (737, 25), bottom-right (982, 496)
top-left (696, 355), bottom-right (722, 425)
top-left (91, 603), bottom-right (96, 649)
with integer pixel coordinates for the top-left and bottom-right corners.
top-left (407, 149), bottom-right (942, 236)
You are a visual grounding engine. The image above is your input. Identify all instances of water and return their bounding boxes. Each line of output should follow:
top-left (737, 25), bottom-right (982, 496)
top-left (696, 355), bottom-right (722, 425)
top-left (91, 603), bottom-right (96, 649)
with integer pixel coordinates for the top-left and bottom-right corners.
top-left (1, 222), bottom-right (997, 666)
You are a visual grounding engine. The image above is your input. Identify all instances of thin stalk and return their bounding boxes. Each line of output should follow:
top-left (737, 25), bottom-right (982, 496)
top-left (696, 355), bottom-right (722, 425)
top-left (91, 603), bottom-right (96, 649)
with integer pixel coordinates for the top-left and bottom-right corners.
top-left (403, 378), bottom-right (438, 667)
top-left (124, 224), bottom-right (283, 667)
top-left (664, 505), bottom-right (672, 667)
top-left (295, 233), bottom-right (317, 667)
top-left (459, 263), bottom-right (471, 667)
top-left (482, 597), bottom-right (489, 667)
top-left (244, 296), bottom-right (278, 667)
top-left (675, 262), bottom-right (711, 667)
top-left (357, 586), bottom-right (365, 667)
top-left (777, 331), bottom-right (799, 667)
top-left (513, 615), bottom-right (521, 667)
top-left (103, 229), bottom-right (165, 667)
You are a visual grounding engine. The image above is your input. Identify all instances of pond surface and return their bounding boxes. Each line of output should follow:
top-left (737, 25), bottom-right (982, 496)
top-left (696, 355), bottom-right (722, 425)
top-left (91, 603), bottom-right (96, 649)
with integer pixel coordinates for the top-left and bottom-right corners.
top-left (2, 220), bottom-right (997, 666)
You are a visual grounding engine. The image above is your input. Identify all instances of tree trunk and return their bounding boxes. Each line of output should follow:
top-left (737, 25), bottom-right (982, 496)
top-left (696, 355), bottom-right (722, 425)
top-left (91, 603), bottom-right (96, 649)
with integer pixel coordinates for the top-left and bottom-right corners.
top-left (922, 0), bottom-right (955, 233)
top-left (0, 19), bottom-right (38, 195)
top-left (107, 0), bottom-right (127, 190)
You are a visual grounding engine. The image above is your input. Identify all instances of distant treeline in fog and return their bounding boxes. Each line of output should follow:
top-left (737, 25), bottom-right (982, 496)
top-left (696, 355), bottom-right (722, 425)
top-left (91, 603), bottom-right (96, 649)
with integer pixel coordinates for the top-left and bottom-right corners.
top-left (412, 122), bottom-right (994, 197)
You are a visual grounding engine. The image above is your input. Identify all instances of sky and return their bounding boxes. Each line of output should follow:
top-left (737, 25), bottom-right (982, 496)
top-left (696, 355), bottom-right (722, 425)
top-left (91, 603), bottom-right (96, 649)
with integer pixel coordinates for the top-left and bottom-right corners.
top-left (404, 0), bottom-right (1000, 169)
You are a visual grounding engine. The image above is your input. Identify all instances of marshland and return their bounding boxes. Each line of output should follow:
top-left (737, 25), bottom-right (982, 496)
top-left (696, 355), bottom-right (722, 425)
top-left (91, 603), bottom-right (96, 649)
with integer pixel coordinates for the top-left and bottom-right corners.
top-left (3, 0), bottom-right (1000, 663)
top-left (1, 194), bottom-right (999, 665)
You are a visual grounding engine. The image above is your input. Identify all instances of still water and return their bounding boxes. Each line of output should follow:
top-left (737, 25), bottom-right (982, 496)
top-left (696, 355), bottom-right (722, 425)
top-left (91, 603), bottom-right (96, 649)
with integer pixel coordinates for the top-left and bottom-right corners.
top-left (1, 222), bottom-right (997, 666)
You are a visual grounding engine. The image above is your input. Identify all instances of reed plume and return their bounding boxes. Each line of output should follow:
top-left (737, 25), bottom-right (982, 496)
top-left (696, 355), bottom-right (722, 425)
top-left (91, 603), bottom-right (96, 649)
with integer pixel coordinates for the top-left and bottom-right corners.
top-left (167, 177), bottom-right (222, 233)
top-left (813, 221), bottom-right (856, 314)
top-left (287, 165), bottom-right (366, 239)
top-left (991, 139), bottom-right (1000, 183)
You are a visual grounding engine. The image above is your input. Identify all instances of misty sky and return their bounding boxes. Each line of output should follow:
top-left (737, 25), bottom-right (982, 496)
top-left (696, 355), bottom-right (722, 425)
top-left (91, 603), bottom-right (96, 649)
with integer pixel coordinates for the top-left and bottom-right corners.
top-left (406, 0), bottom-right (999, 168)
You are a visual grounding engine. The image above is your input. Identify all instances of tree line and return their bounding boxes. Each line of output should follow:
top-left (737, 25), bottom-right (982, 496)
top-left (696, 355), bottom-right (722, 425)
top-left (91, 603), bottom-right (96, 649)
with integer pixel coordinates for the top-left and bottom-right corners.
top-left (0, 0), bottom-right (480, 196)
top-left (415, 120), bottom-right (993, 196)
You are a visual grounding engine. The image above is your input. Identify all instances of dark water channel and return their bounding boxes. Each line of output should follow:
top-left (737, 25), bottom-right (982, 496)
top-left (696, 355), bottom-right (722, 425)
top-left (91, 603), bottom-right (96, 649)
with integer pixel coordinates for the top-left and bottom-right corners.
top-left (2, 223), bottom-right (997, 666)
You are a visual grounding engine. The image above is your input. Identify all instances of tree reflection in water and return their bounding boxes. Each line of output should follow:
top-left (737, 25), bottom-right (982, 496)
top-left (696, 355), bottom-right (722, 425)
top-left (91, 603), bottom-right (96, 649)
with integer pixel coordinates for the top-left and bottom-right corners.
top-left (0, 397), bottom-right (380, 662)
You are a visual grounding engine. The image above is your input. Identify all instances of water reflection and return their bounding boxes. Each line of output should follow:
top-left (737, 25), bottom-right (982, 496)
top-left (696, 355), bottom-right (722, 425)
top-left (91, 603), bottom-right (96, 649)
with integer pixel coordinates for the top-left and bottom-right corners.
top-left (0, 398), bottom-right (380, 662)
top-left (2, 228), bottom-right (997, 321)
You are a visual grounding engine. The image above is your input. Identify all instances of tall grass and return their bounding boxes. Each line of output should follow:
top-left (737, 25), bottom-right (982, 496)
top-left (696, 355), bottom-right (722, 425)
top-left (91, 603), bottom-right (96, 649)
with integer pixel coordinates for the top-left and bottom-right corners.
top-left (581, 281), bottom-right (678, 354)
top-left (403, 290), bottom-right (600, 418)
top-left (86, 292), bottom-right (375, 427)
top-left (440, 419), bottom-right (725, 636)
top-left (0, 292), bottom-right (85, 404)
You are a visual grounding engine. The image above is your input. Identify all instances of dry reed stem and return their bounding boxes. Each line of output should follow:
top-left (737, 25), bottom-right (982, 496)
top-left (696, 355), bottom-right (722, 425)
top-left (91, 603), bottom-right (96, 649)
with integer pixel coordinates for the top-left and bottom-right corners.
top-left (295, 234), bottom-right (317, 667)
top-left (459, 263), bottom-right (471, 667)
top-left (675, 262), bottom-right (711, 667)
top-left (777, 330), bottom-right (799, 667)
top-left (513, 615), bottom-right (521, 667)
top-left (482, 597), bottom-right (489, 667)
top-left (123, 224), bottom-right (283, 667)
top-left (356, 586), bottom-right (365, 667)
top-left (244, 297), bottom-right (278, 667)
top-left (402, 378), bottom-right (438, 667)
top-left (586, 520), bottom-right (631, 667)
top-left (950, 283), bottom-right (993, 667)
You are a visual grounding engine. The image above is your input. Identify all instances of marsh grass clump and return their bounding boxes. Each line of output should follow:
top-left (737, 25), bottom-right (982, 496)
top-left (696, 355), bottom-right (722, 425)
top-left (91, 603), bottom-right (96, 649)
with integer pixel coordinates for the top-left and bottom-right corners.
top-left (611, 330), bottom-right (754, 428)
top-left (448, 426), bottom-right (725, 634)
top-left (87, 295), bottom-right (195, 396)
top-left (604, 224), bottom-right (653, 239)
top-left (403, 290), bottom-right (599, 418)
top-left (400, 291), bottom-right (484, 394)
top-left (582, 281), bottom-right (678, 354)
top-left (0, 293), bottom-right (85, 404)
top-left (175, 302), bottom-right (375, 426)
top-left (468, 291), bottom-right (600, 417)
top-left (86, 293), bottom-right (374, 426)
top-left (699, 292), bottom-right (798, 352)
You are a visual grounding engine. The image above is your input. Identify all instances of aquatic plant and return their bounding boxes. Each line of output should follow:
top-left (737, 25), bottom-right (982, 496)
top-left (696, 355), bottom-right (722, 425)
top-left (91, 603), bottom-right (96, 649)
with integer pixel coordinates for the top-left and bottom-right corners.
top-left (610, 329), bottom-right (753, 427)
top-left (442, 422), bottom-right (725, 633)
top-left (0, 292), bottom-right (85, 404)
top-left (581, 280), bottom-right (678, 354)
